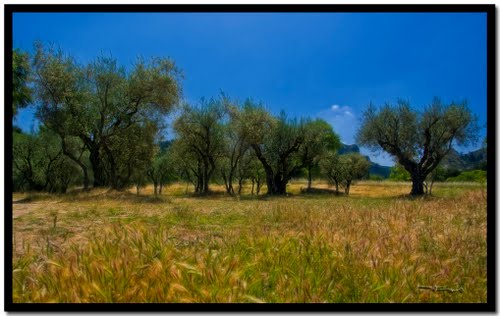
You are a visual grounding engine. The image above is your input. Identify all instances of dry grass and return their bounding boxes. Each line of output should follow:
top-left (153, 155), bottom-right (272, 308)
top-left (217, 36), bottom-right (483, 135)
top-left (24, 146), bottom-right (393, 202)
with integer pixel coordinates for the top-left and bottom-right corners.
top-left (12, 181), bottom-right (487, 303)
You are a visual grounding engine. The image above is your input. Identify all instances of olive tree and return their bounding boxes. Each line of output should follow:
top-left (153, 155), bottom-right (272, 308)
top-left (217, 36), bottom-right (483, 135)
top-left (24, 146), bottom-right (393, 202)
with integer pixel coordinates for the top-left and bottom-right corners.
top-left (319, 151), bottom-right (344, 194)
top-left (13, 48), bottom-right (32, 117)
top-left (340, 153), bottom-right (370, 195)
top-left (32, 43), bottom-right (92, 189)
top-left (13, 131), bottom-right (45, 191)
top-left (32, 42), bottom-right (181, 190)
top-left (37, 126), bottom-right (83, 193)
top-left (357, 99), bottom-right (478, 195)
top-left (169, 138), bottom-right (202, 193)
top-left (104, 121), bottom-right (158, 189)
top-left (173, 99), bottom-right (225, 194)
top-left (13, 127), bottom-right (81, 193)
top-left (300, 119), bottom-right (340, 190)
top-left (234, 150), bottom-right (258, 195)
top-left (219, 99), bottom-right (250, 195)
top-left (238, 102), bottom-right (307, 195)
top-left (320, 152), bottom-right (369, 195)
top-left (148, 148), bottom-right (175, 195)
top-left (248, 156), bottom-right (266, 195)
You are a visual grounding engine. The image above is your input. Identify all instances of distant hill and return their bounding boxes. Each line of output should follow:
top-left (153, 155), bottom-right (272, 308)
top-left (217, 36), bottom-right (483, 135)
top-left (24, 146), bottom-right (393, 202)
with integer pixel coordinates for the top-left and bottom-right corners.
top-left (338, 144), bottom-right (361, 155)
top-left (368, 163), bottom-right (392, 178)
top-left (339, 143), bottom-right (392, 178)
top-left (441, 147), bottom-right (487, 171)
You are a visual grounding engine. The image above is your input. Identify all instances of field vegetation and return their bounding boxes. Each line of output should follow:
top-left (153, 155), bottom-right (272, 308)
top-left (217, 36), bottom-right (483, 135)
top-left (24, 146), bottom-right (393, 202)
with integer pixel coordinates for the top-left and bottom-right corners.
top-left (12, 180), bottom-right (487, 303)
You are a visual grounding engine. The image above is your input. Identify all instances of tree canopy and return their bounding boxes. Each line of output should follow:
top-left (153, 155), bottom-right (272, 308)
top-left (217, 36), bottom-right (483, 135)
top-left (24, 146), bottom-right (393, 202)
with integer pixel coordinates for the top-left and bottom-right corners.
top-left (357, 99), bottom-right (478, 195)
top-left (173, 98), bottom-right (226, 194)
top-left (320, 152), bottom-right (369, 195)
top-left (300, 118), bottom-right (341, 190)
top-left (12, 48), bottom-right (32, 117)
top-left (340, 153), bottom-right (370, 195)
top-left (32, 42), bottom-right (182, 190)
top-left (237, 102), bottom-right (305, 195)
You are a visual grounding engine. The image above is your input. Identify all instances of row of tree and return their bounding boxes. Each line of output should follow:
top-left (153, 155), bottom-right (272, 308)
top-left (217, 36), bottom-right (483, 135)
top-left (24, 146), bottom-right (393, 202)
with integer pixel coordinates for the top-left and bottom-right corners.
top-left (14, 43), bottom-right (181, 192)
top-left (13, 43), bottom-right (371, 195)
top-left (171, 97), bottom-right (349, 195)
top-left (13, 91), bottom-right (371, 195)
top-left (12, 43), bottom-right (480, 196)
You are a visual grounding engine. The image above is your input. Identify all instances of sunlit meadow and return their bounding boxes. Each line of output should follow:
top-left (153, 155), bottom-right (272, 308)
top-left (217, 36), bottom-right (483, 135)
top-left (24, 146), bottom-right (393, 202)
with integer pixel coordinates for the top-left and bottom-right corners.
top-left (12, 180), bottom-right (487, 303)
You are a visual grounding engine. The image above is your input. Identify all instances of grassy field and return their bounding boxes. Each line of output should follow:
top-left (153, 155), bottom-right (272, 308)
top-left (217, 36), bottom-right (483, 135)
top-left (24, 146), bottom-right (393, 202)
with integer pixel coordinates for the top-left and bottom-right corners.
top-left (11, 180), bottom-right (487, 303)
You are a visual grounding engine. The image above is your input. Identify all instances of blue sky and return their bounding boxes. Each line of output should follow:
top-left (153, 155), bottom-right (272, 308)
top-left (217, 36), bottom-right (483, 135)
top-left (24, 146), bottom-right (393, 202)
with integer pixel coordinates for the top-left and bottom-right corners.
top-left (13, 12), bottom-right (487, 166)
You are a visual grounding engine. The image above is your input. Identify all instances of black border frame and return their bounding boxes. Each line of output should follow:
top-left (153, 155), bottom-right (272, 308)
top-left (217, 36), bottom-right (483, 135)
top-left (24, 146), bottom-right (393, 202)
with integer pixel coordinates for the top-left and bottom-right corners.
top-left (4, 4), bottom-right (496, 312)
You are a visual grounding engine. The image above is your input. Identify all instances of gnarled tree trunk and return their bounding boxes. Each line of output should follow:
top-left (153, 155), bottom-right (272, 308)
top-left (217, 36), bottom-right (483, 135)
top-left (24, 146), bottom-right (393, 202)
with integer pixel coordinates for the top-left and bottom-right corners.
top-left (89, 144), bottom-right (106, 187)
top-left (410, 173), bottom-right (425, 196)
top-left (61, 138), bottom-right (89, 190)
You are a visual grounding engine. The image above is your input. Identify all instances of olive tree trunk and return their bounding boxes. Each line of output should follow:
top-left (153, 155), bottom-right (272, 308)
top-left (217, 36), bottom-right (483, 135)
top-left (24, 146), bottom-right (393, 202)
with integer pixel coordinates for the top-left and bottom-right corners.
top-left (410, 174), bottom-right (426, 196)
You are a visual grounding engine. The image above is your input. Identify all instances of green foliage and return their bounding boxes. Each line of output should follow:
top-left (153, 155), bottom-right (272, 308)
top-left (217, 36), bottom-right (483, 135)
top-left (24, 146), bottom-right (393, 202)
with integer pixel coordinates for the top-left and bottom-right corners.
top-left (169, 139), bottom-right (200, 189)
top-left (389, 164), bottom-right (411, 181)
top-left (319, 152), bottom-right (344, 193)
top-left (357, 98), bottom-right (479, 195)
top-left (263, 111), bottom-right (304, 173)
top-left (106, 121), bottom-right (158, 189)
top-left (301, 118), bottom-right (341, 189)
top-left (369, 174), bottom-right (384, 181)
top-left (229, 107), bottom-right (342, 195)
top-left (243, 153), bottom-right (266, 195)
top-left (147, 147), bottom-right (176, 195)
top-left (13, 131), bottom-right (44, 191)
top-left (320, 152), bottom-right (370, 195)
top-left (13, 127), bottom-right (81, 193)
top-left (33, 42), bottom-right (88, 134)
top-left (32, 42), bottom-right (181, 189)
top-left (173, 98), bottom-right (226, 194)
top-left (340, 153), bottom-right (370, 195)
top-left (12, 48), bottom-right (32, 117)
top-left (447, 170), bottom-right (487, 183)
top-left (237, 99), bottom-right (276, 146)
top-left (38, 127), bottom-right (82, 193)
top-left (218, 96), bottom-right (251, 195)
top-left (302, 119), bottom-right (341, 157)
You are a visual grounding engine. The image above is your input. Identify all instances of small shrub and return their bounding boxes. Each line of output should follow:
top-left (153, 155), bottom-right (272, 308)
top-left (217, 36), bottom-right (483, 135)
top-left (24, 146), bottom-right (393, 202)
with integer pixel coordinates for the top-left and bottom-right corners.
top-left (369, 175), bottom-right (384, 181)
top-left (447, 170), bottom-right (486, 183)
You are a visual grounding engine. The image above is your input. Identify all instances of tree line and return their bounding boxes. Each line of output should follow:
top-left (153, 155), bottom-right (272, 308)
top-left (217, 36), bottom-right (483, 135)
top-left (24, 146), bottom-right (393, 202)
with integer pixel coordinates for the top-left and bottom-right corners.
top-left (12, 43), bottom-right (479, 196)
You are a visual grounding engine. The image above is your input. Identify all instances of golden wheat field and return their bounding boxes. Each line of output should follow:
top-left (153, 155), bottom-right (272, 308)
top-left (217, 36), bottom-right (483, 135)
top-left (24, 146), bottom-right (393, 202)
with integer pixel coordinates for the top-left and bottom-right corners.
top-left (11, 181), bottom-right (487, 303)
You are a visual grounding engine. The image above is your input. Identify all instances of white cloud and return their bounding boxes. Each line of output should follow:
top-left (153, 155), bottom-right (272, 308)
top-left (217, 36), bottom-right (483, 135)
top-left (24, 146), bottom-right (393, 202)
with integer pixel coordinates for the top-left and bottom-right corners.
top-left (330, 104), bottom-right (353, 116)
